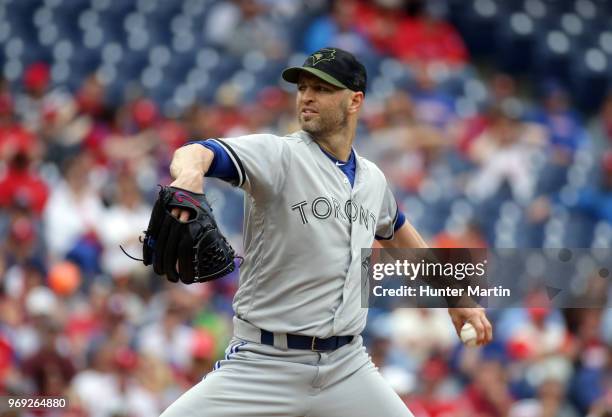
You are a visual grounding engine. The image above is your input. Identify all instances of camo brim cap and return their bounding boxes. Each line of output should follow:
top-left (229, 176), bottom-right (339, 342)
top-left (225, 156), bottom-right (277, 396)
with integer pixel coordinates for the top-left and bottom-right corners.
top-left (282, 47), bottom-right (367, 94)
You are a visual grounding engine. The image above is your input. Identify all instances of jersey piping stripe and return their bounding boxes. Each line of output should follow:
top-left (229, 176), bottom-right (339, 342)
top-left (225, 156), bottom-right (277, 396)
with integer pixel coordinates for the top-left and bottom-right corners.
top-left (213, 341), bottom-right (247, 371)
top-left (375, 204), bottom-right (400, 241)
top-left (212, 139), bottom-right (246, 188)
top-left (224, 341), bottom-right (239, 360)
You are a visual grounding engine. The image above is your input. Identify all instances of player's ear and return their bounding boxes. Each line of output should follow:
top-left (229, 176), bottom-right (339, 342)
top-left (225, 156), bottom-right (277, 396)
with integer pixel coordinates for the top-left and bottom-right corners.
top-left (347, 91), bottom-right (364, 114)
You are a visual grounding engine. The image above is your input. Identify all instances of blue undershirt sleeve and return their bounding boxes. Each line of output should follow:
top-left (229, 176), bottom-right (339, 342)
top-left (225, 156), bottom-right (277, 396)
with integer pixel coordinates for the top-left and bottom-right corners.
top-left (394, 210), bottom-right (406, 232)
top-left (375, 207), bottom-right (407, 241)
top-left (186, 140), bottom-right (239, 183)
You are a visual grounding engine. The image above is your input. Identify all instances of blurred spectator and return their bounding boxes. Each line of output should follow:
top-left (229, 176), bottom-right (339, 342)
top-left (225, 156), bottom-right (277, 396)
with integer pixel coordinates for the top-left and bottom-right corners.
top-left (466, 104), bottom-right (547, 203)
top-left (353, 0), bottom-right (407, 55)
top-left (14, 62), bottom-right (51, 132)
top-left (455, 73), bottom-right (523, 158)
top-left (503, 301), bottom-right (569, 361)
top-left (245, 88), bottom-right (297, 137)
top-left (364, 90), bottom-right (446, 191)
top-left (103, 98), bottom-right (161, 163)
top-left (185, 104), bottom-right (225, 140)
top-left (466, 358), bottom-right (514, 417)
top-left (42, 76), bottom-right (111, 166)
top-left (76, 75), bottom-right (108, 121)
top-left (22, 317), bottom-right (75, 396)
top-left (214, 85), bottom-right (252, 137)
top-left (43, 152), bottom-right (104, 275)
top-left (563, 151), bottom-right (612, 224)
top-left (526, 150), bottom-right (612, 246)
top-left (0, 331), bottom-right (15, 392)
top-left (89, 292), bottom-right (138, 351)
top-left (303, 0), bottom-right (372, 55)
top-left (408, 355), bottom-right (469, 417)
top-left (71, 341), bottom-right (117, 417)
top-left (410, 65), bottom-right (457, 131)
top-left (62, 284), bottom-right (132, 369)
top-left (352, 0), bottom-right (467, 67)
top-left (589, 91), bottom-right (612, 154)
top-left (510, 374), bottom-right (579, 417)
top-left (72, 342), bottom-right (159, 417)
top-left (112, 347), bottom-right (160, 417)
top-left (204, 0), bottom-right (289, 59)
top-left (530, 83), bottom-right (587, 159)
top-left (0, 94), bottom-right (40, 165)
top-left (241, 87), bottom-right (294, 134)
top-left (365, 313), bottom-right (413, 372)
top-left (529, 83), bottom-right (589, 196)
top-left (390, 309), bottom-right (456, 366)
top-left (389, 1), bottom-right (468, 68)
top-left (570, 345), bottom-right (612, 415)
top-left (489, 73), bottom-right (522, 108)
top-left (74, 75), bottom-right (115, 163)
top-left (379, 366), bottom-right (417, 408)
top-left (1, 208), bottom-right (44, 268)
top-left (182, 329), bottom-right (217, 386)
top-left (134, 353), bottom-right (180, 411)
top-left (433, 220), bottom-right (487, 248)
top-left (0, 152), bottom-right (48, 216)
top-left (14, 62), bottom-right (72, 137)
top-left (4, 286), bottom-right (61, 368)
top-left (530, 151), bottom-right (612, 227)
top-left (98, 171), bottom-right (151, 279)
top-left (137, 300), bottom-right (195, 372)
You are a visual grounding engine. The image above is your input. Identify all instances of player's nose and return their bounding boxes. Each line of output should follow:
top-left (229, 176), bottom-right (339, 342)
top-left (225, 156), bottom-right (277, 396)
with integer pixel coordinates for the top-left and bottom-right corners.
top-left (300, 86), bottom-right (315, 103)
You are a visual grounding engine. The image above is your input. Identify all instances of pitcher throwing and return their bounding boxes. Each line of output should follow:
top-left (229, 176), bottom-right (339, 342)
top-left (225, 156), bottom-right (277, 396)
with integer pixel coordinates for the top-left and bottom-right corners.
top-left (155, 47), bottom-right (492, 417)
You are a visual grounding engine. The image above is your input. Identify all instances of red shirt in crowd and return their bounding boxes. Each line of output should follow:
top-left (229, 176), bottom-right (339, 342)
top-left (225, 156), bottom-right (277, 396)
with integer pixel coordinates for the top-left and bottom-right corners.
top-left (390, 18), bottom-right (468, 66)
top-left (0, 153), bottom-right (49, 215)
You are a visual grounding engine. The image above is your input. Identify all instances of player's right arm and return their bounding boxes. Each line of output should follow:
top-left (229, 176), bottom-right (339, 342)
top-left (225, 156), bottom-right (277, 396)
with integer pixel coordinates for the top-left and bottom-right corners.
top-left (169, 143), bottom-right (214, 192)
top-left (168, 143), bottom-right (215, 222)
top-left (168, 135), bottom-right (286, 220)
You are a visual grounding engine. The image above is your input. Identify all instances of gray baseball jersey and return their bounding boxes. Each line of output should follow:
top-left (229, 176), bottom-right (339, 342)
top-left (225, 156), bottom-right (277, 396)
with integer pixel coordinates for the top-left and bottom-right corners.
top-left (210, 130), bottom-right (399, 338)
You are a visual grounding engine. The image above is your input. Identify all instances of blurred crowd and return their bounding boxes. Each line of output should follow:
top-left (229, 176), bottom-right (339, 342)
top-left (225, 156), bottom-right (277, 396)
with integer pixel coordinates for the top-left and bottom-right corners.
top-left (0, 0), bottom-right (611, 416)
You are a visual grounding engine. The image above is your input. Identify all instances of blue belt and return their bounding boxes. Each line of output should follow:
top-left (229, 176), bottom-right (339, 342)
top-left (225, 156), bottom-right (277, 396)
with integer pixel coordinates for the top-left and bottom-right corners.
top-left (260, 329), bottom-right (354, 352)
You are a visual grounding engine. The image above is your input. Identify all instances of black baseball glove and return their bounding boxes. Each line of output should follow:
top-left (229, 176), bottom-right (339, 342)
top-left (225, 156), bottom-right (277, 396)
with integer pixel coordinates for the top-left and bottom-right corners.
top-left (140, 186), bottom-right (237, 284)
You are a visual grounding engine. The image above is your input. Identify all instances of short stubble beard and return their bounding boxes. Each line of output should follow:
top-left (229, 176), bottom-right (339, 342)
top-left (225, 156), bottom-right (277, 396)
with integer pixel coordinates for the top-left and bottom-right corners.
top-left (299, 99), bottom-right (349, 139)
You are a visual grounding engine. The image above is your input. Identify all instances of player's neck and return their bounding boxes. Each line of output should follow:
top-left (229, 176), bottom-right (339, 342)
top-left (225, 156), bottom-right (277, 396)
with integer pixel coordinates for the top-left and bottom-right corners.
top-left (311, 123), bottom-right (356, 161)
top-left (315, 134), bottom-right (352, 161)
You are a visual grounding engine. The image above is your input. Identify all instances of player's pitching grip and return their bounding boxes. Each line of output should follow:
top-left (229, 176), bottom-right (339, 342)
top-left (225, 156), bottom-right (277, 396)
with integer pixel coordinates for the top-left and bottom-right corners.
top-left (460, 322), bottom-right (478, 347)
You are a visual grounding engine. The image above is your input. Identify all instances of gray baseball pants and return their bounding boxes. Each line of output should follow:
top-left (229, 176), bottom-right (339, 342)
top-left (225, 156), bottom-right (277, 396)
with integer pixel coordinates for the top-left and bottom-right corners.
top-left (159, 318), bottom-right (414, 417)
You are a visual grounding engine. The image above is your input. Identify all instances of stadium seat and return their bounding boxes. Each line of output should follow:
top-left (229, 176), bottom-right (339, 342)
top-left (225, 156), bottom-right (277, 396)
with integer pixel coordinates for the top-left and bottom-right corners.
top-left (591, 221), bottom-right (612, 248)
top-left (116, 50), bottom-right (149, 83)
top-left (532, 28), bottom-right (575, 84)
top-left (569, 47), bottom-right (610, 111)
top-left (495, 11), bottom-right (536, 72)
top-left (564, 212), bottom-right (597, 247)
top-left (450, 0), bottom-right (502, 56)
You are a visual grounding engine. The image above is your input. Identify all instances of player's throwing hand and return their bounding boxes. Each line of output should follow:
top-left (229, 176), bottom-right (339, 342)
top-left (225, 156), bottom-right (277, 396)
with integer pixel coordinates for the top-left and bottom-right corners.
top-left (448, 307), bottom-right (493, 346)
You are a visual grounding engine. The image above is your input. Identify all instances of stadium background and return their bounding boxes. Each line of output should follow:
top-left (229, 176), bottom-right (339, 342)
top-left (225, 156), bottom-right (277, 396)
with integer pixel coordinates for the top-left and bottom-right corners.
top-left (0, 0), bottom-right (611, 416)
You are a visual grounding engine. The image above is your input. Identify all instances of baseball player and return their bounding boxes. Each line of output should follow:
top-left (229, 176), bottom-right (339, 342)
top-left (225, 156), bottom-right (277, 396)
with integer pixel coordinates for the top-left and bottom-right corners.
top-left (161, 47), bottom-right (493, 417)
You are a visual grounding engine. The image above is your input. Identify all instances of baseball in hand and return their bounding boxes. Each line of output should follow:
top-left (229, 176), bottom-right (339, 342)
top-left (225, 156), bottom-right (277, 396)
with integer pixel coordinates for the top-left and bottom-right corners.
top-left (460, 323), bottom-right (478, 347)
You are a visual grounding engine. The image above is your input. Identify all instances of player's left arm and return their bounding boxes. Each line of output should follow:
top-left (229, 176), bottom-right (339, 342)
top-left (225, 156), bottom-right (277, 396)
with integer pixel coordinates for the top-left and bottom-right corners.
top-left (376, 220), bottom-right (427, 249)
top-left (376, 210), bottom-right (493, 346)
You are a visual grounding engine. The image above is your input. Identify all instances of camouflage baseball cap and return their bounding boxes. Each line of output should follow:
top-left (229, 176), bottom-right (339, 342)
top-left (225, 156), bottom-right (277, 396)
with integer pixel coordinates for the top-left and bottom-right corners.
top-left (281, 47), bottom-right (367, 94)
